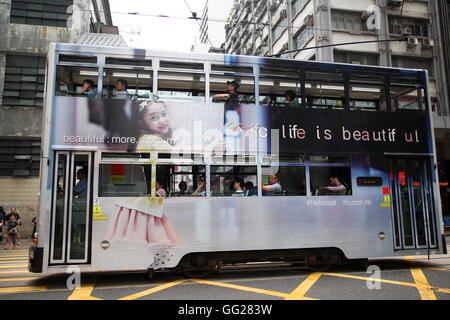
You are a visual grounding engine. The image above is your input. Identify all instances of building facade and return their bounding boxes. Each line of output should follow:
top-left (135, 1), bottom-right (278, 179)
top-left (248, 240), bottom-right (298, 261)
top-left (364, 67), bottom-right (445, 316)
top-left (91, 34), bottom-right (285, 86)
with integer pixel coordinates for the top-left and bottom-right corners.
top-left (0, 0), bottom-right (118, 237)
top-left (223, 0), bottom-right (450, 223)
top-left (199, 0), bottom-right (235, 52)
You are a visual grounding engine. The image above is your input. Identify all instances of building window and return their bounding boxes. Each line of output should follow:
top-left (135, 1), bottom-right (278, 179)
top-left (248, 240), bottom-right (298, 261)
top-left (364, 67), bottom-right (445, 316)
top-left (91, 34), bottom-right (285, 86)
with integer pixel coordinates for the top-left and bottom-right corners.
top-left (3, 55), bottom-right (46, 107)
top-left (294, 26), bottom-right (313, 49)
top-left (291, 0), bottom-right (309, 18)
top-left (331, 11), bottom-right (374, 33)
top-left (334, 50), bottom-right (379, 66)
top-left (0, 138), bottom-right (41, 177)
top-left (388, 17), bottom-right (429, 37)
top-left (9, 0), bottom-right (74, 27)
top-left (272, 16), bottom-right (287, 42)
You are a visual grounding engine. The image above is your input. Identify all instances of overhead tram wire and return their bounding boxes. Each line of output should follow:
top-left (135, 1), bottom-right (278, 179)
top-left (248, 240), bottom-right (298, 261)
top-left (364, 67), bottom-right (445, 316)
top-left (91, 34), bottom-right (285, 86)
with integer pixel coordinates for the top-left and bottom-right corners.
top-left (268, 37), bottom-right (409, 58)
top-left (182, 0), bottom-right (215, 49)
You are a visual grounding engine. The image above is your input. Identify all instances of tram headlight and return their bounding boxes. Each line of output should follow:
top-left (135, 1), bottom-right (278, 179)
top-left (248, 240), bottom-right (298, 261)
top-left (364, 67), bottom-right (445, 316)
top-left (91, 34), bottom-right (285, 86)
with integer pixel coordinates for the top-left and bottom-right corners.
top-left (378, 232), bottom-right (386, 240)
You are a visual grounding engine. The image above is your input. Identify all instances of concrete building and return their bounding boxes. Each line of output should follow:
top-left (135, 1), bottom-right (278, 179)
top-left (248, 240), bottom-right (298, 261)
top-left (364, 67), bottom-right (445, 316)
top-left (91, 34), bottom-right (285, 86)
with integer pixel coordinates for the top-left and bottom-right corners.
top-left (224, 0), bottom-right (450, 223)
top-left (0, 0), bottom-right (118, 237)
top-left (199, 0), bottom-right (235, 52)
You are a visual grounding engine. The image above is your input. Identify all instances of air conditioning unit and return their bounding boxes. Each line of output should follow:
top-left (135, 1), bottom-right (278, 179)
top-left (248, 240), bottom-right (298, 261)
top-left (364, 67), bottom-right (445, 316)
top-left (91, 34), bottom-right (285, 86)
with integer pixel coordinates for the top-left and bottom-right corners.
top-left (387, 0), bottom-right (403, 7)
top-left (304, 14), bottom-right (314, 26)
top-left (255, 48), bottom-right (262, 55)
top-left (402, 27), bottom-right (413, 36)
top-left (406, 36), bottom-right (419, 48)
top-left (281, 43), bottom-right (288, 51)
top-left (280, 9), bottom-right (287, 18)
top-left (422, 38), bottom-right (434, 48)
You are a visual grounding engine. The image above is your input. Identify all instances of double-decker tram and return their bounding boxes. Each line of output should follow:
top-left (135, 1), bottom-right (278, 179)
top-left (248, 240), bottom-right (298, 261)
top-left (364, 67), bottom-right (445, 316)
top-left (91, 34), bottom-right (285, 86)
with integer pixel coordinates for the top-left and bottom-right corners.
top-left (29, 42), bottom-right (447, 276)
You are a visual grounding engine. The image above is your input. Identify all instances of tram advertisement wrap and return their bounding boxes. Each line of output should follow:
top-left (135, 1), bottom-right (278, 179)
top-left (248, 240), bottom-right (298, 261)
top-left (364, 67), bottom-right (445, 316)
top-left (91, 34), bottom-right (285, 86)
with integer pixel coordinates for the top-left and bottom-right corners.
top-left (53, 97), bottom-right (429, 154)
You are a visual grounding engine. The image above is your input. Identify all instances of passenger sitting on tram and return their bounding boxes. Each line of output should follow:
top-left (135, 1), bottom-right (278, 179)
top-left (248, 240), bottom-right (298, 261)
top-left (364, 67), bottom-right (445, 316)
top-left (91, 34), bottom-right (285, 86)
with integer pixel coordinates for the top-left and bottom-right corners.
top-left (262, 174), bottom-right (282, 196)
top-left (319, 176), bottom-right (347, 195)
top-left (232, 179), bottom-right (245, 197)
top-left (178, 181), bottom-right (188, 196)
top-left (114, 79), bottom-right (129, 99)
top-left (193, 175), bottom-right (206, 197)
top-left (156, 180), bottom-right (167, 198)
top-left (244, 181), bottom-right (257, 196)
top-left (285, 90), bottom-right (299, 107)
top-left (80, 79), bottom-right (96, 97)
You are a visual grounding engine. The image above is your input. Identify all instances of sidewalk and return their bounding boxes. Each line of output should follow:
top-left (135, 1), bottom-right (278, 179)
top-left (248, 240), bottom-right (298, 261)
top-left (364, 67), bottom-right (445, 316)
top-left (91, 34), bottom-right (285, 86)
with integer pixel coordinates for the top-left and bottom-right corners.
top-left (1, 238), bottom-right (33, 251)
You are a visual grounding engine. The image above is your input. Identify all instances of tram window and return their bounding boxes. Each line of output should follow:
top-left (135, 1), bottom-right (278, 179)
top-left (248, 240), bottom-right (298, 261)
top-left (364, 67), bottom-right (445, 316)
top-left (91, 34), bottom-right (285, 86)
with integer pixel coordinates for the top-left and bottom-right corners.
top-left (98, 164), bottom-right (151, 197)
top-left (259, 68), bottom-right (302, 107)
top-left (349, 73), bottom-right (386, 111)
top-left (305, 71), bottom-right (344, 109)
top-left (310, 155), bottom-right (350, 164)
top-left (55, 65), bottom-right (99, 97)
top-left (59, 55), bottom-right (97, 64)
top-left (156, 165), bottom-right (206, 197)
top-left (390, 85), bottom-right (425, 112)
top-left (211, 74), bottom-right (255, 105)
top-left (310, 167), bottom-right (352, 196)
top-left (262, 166), bottom-right (306, 196)
top-left (103, 68), bottom-right (152, 100)
top-left (211, 165), bottom-right (257, 196)
top-left (105, 57), bottom-right (152, 68)
top-left (157, 71), bottom-right (205, 102)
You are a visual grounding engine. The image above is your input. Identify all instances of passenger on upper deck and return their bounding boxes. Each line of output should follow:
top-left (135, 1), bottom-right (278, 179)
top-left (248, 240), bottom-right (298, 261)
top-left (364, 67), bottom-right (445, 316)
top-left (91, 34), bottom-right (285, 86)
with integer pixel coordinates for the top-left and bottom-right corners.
top-left (212, 80), bottom-right (239, 104)
top-left (81, 79), bottom-right (96, 97)
top-left (115, 79), bottom-right (129, 99)
top-left (262, 174), bottom-right (282, 196)
top-left (320, 176), bottom-right (347, 195)
top-left (284, 90), bottom-right (299, 107)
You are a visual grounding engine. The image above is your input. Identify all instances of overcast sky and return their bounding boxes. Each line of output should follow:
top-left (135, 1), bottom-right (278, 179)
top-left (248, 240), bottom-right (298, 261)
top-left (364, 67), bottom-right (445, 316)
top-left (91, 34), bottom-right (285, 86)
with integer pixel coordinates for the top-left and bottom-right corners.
top-left (109, 0), bottom-right (208, 51)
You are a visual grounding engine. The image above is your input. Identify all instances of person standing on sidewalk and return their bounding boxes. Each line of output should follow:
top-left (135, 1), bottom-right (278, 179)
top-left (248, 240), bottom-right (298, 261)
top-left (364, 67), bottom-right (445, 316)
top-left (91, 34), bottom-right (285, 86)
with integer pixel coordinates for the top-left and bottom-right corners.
top-left (5, 208), bottom-right (21, 245)
top-left (4, 214), bottom-right (19, 250)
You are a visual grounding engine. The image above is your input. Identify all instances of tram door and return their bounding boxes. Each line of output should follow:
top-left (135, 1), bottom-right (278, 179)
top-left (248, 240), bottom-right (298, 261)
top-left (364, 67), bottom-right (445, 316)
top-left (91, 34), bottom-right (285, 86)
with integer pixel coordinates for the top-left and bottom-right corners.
top-left (50, 151), bottom-right (92, 264)
top-left (389, 158), bottom-right (438, 250)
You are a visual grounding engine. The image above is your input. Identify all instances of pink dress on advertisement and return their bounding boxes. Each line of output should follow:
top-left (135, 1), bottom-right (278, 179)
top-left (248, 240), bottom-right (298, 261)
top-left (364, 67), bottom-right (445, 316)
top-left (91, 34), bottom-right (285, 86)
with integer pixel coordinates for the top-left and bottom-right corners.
top-left (106, 198), bottom-right (178, 269)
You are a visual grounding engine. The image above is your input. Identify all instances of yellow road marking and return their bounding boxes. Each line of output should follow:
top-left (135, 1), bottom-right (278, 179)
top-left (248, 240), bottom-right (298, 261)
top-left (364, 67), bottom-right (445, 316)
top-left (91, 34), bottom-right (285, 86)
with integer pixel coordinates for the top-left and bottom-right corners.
top-left (0, 270), bottom-right (31, 274)
top-left (0, 257), bottom-right (28, 260)
top-left (0, 277), bottom-right (40, 282)
top-left (119, 279), bottom-right (189, 300)
top-left (437, 288), bottom-right (450, 294)
top-left (0, 286), bottom-right (47, 294)
top-left (0, 260), bottom-right (28, 263)
top-left (0, 265), bottom-right (27, 269)
top-left (423, 267), bottom-right (450, 272)
top-left (409, 267), bottom-right (437, 300)
top-left (285, 272), bottom-right (321, 300)
top-left (191, 279), bottom-right (304, 299)
top-left (67, 283), bottom-right (102, 300)
top-left (323, 272), bottom-right (422, 288)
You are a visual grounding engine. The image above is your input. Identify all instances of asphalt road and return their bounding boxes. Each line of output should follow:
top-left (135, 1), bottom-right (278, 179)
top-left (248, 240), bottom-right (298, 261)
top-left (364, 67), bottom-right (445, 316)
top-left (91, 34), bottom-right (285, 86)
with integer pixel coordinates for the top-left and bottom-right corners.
top-left (0, 239), bottom-right (449, 301)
